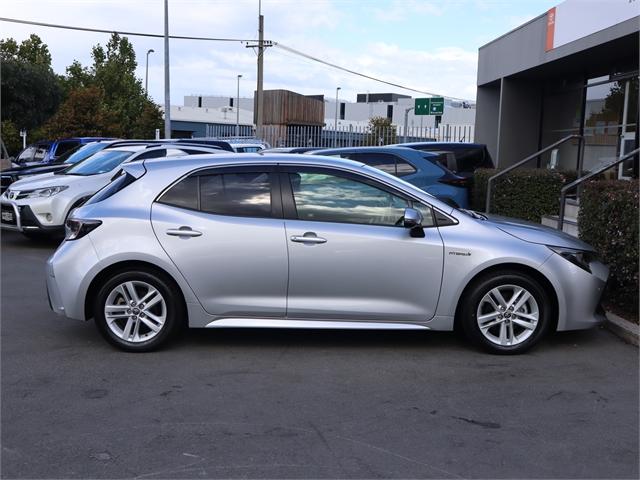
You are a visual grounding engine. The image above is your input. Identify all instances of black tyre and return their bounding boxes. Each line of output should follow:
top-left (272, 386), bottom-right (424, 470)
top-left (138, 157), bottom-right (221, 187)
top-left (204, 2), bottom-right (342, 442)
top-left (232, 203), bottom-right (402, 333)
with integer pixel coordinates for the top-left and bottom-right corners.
top-left (460, 271), bottom-right (552, 354)
top-left (94, 270), bottom-right (183, 352)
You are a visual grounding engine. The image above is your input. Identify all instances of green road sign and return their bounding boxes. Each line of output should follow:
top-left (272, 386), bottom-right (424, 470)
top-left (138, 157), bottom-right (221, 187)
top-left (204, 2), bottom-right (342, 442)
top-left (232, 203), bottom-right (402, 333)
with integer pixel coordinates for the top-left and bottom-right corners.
top-left (414, 97), bottom-right (444, 115)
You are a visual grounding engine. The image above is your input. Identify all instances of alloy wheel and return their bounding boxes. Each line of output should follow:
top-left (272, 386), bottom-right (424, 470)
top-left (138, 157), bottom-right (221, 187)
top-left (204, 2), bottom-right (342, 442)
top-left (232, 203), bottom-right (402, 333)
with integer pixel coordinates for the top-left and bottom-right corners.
top-left (476, 284), bottom-right (539, 346)
top-left (104, 281), bottom-right (167, 343)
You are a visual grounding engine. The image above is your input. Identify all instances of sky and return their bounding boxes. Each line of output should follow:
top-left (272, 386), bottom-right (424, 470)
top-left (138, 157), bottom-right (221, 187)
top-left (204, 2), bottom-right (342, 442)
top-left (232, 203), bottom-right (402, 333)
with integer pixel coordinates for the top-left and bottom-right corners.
top-left (2, 0), bottom-right (560, 105)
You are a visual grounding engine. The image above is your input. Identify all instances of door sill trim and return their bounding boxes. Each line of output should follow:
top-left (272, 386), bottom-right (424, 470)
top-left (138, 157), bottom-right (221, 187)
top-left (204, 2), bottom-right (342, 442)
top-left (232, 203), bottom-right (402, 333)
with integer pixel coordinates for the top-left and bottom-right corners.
top-left (205, 318), bottom-right (430, 330)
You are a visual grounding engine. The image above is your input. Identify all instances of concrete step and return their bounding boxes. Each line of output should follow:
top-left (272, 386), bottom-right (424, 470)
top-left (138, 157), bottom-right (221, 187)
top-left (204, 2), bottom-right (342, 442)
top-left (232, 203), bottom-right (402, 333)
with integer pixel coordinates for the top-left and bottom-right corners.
top-left (564, 198), bottom-right (580, 220)
top-left (541, 215), bottom-right (579, 237)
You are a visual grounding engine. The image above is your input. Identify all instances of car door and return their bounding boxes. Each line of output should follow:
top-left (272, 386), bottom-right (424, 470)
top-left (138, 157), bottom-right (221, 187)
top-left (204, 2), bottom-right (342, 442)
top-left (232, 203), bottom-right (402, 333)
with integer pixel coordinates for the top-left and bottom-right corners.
top-left (151, 165), bottom-right (288, 317)
top-left (281, 166), bottom-right (444, 323)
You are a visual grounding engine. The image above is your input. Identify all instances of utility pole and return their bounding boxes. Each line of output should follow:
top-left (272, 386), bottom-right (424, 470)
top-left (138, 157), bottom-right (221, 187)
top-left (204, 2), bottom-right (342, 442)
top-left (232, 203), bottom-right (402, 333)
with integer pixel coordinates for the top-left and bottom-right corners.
top-left (145, 48), bottom-right (154, 93)
top-left (403, 107), bottom-right (414, 143)
top-left (163, 0), bottom-right (171, 139)
top-left (256, 0), bottom-right (264, 140)
top-left (245, 1), bottom-right (273, 140)
top-left (236, 74), bottom-right (242, 137)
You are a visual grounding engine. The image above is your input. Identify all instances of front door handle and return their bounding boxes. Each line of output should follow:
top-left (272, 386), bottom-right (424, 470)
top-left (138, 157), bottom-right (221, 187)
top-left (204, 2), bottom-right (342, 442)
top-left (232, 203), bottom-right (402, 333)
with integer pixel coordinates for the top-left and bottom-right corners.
top-left (166, 227), bottom-right (202, 238)
top-left (290, 232), bottom-right (327, 244)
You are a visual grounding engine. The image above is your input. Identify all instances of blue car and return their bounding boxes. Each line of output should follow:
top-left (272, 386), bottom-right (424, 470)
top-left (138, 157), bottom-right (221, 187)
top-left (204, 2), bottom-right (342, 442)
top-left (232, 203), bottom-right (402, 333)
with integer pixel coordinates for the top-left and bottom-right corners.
top-left (309, 146), bottom-right (469, 208)
top-left (13, 137), bottom-right (114, 166)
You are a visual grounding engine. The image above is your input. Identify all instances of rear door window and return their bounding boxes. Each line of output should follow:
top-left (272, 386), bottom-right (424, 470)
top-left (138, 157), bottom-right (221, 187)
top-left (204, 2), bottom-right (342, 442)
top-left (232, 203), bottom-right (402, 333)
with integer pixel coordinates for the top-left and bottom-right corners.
top-left (200, 172), bottom-right (272, 217)
top-left (347, 152), bottom-right (416, 177)
top-left (157, 169), bottom-right (276, 219)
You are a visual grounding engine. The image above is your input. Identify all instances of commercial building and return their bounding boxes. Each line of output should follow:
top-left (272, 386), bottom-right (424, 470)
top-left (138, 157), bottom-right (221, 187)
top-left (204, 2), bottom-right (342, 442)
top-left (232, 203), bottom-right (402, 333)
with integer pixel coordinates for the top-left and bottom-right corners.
top-left (475, 0), bottom-right (639, 176)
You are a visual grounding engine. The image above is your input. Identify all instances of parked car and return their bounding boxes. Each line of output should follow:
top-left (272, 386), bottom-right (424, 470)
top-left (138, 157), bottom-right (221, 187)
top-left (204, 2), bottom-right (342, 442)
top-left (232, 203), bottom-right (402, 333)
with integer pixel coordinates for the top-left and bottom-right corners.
top-left (1, 141), bottom-right (115, 193)
top-left (232, 143), bottom-right (267, 153)
top-left (310, 146), bottom-right (469, 208)
top-left (263, 147), bottom-right (325, 154)
top-left (46, 153), bottom-right (608, 354)
top-left (13, 137), bottom-right (115, 166)
top-left (1, 144), bottom-right (220, 238)
top-left (172, 138), bottom-right (234, 152)
top-left (394, 142), bottom-right (494, 176)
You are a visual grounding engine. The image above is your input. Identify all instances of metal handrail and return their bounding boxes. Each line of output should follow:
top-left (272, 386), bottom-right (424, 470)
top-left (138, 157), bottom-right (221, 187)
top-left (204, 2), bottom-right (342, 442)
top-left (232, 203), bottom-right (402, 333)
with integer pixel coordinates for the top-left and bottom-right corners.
top-left (557, 147), bottom-right (640, 230)
top-left (485, 134), bottom-right (584, 213)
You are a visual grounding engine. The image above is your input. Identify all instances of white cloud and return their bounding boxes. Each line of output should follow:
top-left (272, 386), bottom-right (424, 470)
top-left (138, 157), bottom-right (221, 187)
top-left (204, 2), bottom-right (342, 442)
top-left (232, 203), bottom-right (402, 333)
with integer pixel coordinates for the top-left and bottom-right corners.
top-left (1, 0), bottom-right (478, 107)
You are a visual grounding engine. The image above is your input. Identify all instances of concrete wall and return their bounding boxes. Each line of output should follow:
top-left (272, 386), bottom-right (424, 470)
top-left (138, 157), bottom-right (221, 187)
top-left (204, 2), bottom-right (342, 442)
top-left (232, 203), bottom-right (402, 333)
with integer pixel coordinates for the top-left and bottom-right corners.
top-left (497, 78), bottom-right (542, 167)
top-left (478, 15), bottom-right (640, 86)
top-left (474, 82), bottom-right (501, 164)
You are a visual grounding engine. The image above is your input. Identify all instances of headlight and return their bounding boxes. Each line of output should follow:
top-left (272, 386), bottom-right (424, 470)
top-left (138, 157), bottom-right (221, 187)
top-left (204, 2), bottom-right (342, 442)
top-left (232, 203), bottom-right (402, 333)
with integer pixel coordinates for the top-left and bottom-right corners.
top-left (548, 246), bottom-right (595, 273)
top-left (20, 186), bottom-right (68, 198)
top-left (65, 218), bottom-right (102, 241)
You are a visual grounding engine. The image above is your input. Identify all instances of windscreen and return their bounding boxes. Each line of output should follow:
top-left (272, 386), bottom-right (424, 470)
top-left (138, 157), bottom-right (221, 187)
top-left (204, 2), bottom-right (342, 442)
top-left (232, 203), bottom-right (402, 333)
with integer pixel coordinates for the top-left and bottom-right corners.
top-left (64, 150), bottom-right (134, 176)
top-left (62, 142), bottom-right (109, 165)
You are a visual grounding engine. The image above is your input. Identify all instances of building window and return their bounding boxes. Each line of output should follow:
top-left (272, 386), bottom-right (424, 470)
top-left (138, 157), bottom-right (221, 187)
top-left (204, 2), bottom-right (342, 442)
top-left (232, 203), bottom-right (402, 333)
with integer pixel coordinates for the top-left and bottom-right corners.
top-left (198, 96), bottom-right (202, 108)
top-left (340, 102), bottom-right (345, 120)
top-left (387, 105), bottom-right (393, 120)
top-left (230, 98), bottom-right (234, 107)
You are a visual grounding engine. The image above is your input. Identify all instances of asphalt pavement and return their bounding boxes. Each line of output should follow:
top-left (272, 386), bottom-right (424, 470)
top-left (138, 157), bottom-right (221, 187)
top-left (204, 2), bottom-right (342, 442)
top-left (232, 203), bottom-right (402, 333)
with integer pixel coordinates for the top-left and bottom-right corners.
top-left (1, 230), bottom-right (638, 479)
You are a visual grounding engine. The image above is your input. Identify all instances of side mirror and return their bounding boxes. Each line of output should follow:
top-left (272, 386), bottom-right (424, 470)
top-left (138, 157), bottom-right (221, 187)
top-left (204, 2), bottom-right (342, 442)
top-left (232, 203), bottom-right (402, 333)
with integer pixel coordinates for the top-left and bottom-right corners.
top-left (403, 207), bottom-right (423, 229)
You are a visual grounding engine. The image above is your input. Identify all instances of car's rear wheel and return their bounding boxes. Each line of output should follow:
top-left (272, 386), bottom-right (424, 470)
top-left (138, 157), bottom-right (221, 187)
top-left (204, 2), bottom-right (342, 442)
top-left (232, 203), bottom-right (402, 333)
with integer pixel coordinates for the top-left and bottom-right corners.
top-left (94, 270), bottom-right (182, 352)
top-left (460, 271), bottom-right (551, 354)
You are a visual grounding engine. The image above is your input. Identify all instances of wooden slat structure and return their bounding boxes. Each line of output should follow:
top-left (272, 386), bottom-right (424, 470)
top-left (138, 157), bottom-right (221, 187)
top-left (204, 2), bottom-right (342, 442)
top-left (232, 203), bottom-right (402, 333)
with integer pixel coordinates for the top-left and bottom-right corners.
top-left (257, 90), bottom-right (325, 126)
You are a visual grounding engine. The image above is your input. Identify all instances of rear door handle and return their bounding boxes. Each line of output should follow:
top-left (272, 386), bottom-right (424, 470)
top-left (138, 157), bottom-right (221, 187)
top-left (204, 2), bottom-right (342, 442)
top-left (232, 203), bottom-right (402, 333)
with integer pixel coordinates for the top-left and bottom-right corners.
top-left (290, 233), bottom-right (327, 244)
top-left (166, 227), bottom-right (202, 237)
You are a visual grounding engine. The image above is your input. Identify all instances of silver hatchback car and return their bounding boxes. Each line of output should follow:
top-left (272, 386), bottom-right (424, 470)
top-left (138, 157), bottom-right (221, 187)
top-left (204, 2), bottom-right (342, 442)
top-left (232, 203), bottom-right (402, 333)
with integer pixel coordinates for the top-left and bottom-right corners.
top-left (46, 154), bottom-right (609, 354)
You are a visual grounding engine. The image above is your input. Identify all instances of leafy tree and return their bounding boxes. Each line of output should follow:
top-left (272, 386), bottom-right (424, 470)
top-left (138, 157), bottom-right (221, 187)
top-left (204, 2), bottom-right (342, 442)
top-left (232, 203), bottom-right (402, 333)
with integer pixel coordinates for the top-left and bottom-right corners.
top-left (40, 86), bottom-right (121, 138)
top-left (0, 35), bottom-right (62, 132)
top-left (1, 120), bottom-right (21, 156)
top-left (365, 116), bottom-right (397, 145)
top-left (61, 33), bottom-right (163, 138)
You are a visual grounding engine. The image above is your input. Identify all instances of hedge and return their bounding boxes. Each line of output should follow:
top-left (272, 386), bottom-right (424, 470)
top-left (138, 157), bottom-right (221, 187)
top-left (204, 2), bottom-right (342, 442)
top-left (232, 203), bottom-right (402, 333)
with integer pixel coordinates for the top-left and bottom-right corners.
top-left (471, 169), bottom-right (578, 222)
top-left (578, 180), bottom-right (639, 315)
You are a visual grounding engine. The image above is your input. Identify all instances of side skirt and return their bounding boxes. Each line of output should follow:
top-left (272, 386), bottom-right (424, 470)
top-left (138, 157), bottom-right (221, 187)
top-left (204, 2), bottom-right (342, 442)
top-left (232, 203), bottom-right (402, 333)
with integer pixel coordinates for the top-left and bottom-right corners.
top-left (204, 318), bottom-right (430, 330)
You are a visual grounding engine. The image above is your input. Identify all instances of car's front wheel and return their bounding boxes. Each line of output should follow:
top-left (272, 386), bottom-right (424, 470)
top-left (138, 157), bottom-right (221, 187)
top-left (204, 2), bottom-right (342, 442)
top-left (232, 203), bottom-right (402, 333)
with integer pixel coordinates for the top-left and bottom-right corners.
top-left (94, 270), bottom-right (183, 352)
top-left (460, 271), bottom-right (552, 354)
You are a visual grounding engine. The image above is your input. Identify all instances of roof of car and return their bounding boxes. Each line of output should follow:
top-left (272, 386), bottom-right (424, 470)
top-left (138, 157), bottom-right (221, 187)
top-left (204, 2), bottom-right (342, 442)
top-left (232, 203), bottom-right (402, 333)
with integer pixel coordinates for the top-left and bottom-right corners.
top-left (313, 146), bottom-right (439, 156)
top-left (141, 152), bottom-right (367, 172)
top-left (396, 142), bottom-right (485, 149)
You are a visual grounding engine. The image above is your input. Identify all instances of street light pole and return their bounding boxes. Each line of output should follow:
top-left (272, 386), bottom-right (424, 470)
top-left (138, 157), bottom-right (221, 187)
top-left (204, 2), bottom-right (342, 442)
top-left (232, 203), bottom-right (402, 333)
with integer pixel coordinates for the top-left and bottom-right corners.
top-left (236, 74), bottom-right (242, 137)
top-left (163, 0), bottom-right (171, 139)
top-left (145, 48), bottom-right (154, 94)
top-left (334, 87), bottom-right (341, 147)
top-left (403, 107), bottom-right (414, 143)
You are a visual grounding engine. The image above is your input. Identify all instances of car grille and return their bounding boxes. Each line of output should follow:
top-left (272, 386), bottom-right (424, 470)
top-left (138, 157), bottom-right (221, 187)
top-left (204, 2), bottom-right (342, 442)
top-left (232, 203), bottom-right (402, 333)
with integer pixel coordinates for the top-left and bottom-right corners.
top-left (1, 204), bottom-right (17, 225)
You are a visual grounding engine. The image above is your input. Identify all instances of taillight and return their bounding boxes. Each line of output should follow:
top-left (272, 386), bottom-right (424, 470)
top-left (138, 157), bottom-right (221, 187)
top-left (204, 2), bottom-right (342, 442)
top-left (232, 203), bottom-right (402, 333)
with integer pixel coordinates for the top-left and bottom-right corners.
top-left (65, 218), bottom-right (102, 241)
top-left (438, 174), bottom-right (471, 188)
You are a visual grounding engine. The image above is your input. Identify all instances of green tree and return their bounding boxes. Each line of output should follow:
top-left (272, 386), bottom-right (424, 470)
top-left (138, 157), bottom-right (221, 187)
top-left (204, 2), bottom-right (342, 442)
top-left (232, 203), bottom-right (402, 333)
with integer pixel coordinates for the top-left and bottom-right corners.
top-left (0, 35), bottom-right (62, 132)
top-left (1, 120), bottom-right (22, 156)
top-left (61, 33), bottom-right (163, 138)
top-left (365, 116), bottom-right (397, 145)
top-left (40, 86), bottom-right (121, 138)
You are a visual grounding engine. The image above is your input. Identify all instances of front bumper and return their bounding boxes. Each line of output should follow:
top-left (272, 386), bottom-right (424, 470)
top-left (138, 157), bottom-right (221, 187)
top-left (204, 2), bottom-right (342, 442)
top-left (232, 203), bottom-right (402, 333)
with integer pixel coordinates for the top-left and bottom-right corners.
top-left (1, 200), bottom-right (64, 234)
top-left (540, 252), bottom-right (609, 331)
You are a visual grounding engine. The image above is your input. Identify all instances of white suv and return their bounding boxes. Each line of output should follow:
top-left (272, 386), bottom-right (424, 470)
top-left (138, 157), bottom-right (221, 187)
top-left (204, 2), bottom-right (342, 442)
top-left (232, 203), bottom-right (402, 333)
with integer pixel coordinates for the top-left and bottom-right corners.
top-left (1, 144), bottom-right (218, 238)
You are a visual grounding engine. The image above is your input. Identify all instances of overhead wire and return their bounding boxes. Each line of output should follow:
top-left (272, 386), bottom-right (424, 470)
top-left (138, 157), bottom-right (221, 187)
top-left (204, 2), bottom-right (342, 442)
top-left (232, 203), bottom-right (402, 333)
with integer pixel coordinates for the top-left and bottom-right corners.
top-left (0, 16), bottom-right (470, 101)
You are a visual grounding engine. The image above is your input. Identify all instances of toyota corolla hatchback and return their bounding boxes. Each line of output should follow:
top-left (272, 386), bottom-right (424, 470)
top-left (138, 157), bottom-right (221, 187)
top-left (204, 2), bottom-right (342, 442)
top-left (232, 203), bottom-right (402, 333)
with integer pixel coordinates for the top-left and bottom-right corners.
top-left (46, 154), bottom-right (609, 354)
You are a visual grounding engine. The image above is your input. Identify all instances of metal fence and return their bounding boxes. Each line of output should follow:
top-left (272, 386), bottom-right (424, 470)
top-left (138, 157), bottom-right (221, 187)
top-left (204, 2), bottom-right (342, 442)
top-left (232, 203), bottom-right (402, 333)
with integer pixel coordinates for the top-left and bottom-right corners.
top-left (207, 123), bottom-right (474, 148)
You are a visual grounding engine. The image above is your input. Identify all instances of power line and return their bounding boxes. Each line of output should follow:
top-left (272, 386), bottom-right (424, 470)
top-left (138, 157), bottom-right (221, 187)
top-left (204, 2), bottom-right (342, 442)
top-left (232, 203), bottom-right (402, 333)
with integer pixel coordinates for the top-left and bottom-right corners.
top-left (274, 43), bottom-right (468, 101)
top-left (0, 16), bottom-right (470, 101)
top-left (0, 17), bottom-right (257, 42)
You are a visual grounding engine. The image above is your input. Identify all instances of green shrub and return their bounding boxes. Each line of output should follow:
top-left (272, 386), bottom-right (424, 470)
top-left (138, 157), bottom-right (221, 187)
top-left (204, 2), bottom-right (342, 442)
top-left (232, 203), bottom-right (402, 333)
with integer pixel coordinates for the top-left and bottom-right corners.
top-left (471, 168), bottom-right (578, 222)
top-left (579, 180), bottom-right (639, 315)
